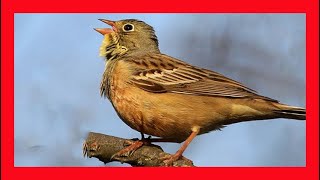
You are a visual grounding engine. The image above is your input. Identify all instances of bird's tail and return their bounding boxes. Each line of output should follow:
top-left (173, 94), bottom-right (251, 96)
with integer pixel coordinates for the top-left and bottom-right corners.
top-left (273, 103), bottom-right (306, 120)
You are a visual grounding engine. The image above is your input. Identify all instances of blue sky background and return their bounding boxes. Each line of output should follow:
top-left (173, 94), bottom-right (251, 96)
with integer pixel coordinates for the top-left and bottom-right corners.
top-left (14, 14), bottom-right (306, 166)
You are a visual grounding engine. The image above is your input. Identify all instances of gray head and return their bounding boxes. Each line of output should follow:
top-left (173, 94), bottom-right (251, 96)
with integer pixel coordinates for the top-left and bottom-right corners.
top-left (95, 19), bottom-right (160, 54)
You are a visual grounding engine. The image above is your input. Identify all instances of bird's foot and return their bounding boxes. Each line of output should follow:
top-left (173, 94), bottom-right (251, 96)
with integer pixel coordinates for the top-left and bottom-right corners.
top-left (160, 153), bottom-right (189, 167)
top-left (111, 138), bottom-right (151, 160)
top-left (160, 152), bottom-right (193, 167)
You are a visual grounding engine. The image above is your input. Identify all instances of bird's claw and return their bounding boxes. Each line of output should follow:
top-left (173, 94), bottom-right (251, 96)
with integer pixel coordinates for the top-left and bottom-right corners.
top-left (110, 140), bottom-right (145, 161)
top-left (160, 154), bottom-right (181, 166)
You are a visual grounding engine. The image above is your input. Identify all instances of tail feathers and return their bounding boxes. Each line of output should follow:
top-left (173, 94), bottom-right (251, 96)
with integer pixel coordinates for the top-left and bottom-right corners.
top-left (273, 104), bottom-right (306, 120)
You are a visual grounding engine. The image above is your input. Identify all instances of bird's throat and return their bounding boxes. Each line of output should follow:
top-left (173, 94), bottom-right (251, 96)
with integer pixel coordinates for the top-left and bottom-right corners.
top-left (99, 32), bottom-right (128, 61)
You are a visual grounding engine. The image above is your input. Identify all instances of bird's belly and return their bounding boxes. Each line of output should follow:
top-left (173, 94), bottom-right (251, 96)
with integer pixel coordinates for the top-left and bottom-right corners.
top-left (110, 85), bottom-right (231, 141)
top-left (111, 91), bottom-right (192, 140)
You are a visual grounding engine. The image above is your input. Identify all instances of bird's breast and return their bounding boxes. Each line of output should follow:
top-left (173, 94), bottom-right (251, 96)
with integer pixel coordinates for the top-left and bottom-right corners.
top-left (105, 60), bottom-right (194, 140)
top-left (106, 60), bottom-right (146, 133)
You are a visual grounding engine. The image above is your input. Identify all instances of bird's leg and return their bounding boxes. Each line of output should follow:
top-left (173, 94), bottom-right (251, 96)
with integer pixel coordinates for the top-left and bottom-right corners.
top-left (111, 133), bottom-right (151, 160)
top-left (161, 128), bottom-right (200, 166)
top-left (111, 131), bottom-right (196, 161)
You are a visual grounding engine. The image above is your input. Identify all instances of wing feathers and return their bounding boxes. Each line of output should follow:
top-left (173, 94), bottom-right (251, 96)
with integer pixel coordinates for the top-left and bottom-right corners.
top-left (129, 54), bottom-right (276, 101)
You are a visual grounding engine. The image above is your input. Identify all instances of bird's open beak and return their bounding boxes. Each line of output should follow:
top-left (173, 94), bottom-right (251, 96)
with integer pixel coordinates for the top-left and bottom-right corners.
top-left (94, 19), bottom-right (117, 35)
top-left (94, 28), bottom-right (113, 35)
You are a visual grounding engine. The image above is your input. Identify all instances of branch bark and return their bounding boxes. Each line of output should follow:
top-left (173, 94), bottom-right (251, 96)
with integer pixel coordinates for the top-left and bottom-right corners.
top-left (83, 132), bottom-right (194, 167)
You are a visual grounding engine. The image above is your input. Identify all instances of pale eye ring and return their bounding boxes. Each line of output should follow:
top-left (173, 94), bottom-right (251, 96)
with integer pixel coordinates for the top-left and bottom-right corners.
top-left (123, 24), bottom-right (134, 32)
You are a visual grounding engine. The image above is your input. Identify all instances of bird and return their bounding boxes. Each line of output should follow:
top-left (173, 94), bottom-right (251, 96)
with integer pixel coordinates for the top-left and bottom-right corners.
top-left (94, 19), bottom-right (306, 166)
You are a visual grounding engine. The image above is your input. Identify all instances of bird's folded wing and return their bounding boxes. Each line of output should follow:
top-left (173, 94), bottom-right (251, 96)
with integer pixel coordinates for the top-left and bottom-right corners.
top-left (129, 54), bottom-right (277, 101)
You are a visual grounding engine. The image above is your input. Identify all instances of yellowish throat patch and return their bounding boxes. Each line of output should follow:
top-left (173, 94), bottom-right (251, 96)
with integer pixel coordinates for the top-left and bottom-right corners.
top-left (99, 32), bottom-right (116, 57)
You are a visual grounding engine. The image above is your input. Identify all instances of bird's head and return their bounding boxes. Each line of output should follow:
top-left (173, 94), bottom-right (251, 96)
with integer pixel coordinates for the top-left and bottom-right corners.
top-left (95, 19), bottom-right (160, 60)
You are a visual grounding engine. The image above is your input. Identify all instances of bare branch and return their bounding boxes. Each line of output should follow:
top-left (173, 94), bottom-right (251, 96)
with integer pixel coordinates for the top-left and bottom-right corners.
top-left (83, 132), bottom-right (194, 167)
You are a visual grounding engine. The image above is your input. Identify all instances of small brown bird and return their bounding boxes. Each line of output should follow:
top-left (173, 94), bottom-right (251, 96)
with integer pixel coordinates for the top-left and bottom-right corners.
top-left (95, 19), bottom-right (305, 166)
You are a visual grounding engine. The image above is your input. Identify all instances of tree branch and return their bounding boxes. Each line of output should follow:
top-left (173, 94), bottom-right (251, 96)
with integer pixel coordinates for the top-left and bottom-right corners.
top-left (83, 132), bottom-right (194, 167)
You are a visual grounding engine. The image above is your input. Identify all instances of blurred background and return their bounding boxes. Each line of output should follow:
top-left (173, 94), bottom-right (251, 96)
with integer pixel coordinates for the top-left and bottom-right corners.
top-left (14, 14), bottom-right (306, 166)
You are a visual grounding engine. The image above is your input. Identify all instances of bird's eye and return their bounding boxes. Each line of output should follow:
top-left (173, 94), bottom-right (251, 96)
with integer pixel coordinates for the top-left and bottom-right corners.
top-left (123, 24), bottom-right (134, 32)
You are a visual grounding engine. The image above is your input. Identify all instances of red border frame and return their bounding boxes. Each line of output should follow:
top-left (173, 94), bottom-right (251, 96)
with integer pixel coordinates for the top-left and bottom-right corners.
top-left (1, 0), bottom-right (319, 179)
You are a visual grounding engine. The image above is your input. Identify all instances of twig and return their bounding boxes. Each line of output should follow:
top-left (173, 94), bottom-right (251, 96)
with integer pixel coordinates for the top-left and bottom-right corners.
top-left (83, 132), bottom-right (194, 167)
